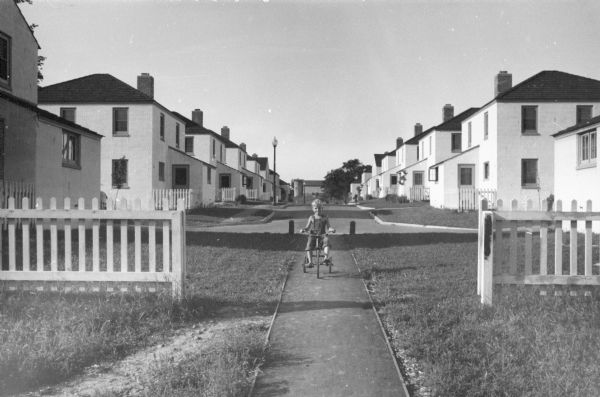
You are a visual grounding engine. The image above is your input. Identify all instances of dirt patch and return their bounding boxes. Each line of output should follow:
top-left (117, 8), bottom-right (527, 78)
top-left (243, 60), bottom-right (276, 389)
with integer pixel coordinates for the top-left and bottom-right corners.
top-left (19, 315), bottom-right (271, 397)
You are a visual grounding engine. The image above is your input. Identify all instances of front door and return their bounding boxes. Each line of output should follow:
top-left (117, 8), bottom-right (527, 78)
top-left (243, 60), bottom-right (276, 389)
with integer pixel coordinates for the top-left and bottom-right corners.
top-left (172, 165), bottom-right (189, 189)
top-left (458, 165), bottom-right (475, 187)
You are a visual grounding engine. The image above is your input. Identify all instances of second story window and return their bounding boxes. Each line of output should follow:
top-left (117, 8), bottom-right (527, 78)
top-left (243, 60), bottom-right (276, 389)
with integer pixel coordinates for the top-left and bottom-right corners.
top-left (521, 106), bottom-right (538, 134)
top-left (577, 105), bottom-right (593, 124)
top-left (60, 107), bottom-right (76, 123)
top-left (160, 113), bottom-right (165, 141)
top-left (390, 175), bottom-right (397, 185)
top-left (62, 131), bottom-right (80, 168)
top-left (578, 129), bottom-right (597, 167)
top-left (207, 168), bottom-right (212, 184)
top-left (212, 139), bottom-right (216, 158)
top-left (451, 133), bottom-right (461, 152)
top-left (416, 145), bottom-right (420, 160)
top-left (429, 136), bottom-right (432, 156)
top-left (484, 112), bottom-right (489, 140)
top-left (185, 137), bottom-right (194, 153)
top-left (112, 108), bottom-right (128, 135)
top-left (484, 161), bottom-right (490, 180)
top-left (0, 33), bottom-right (10, 87)
top-left (175, 123), bottom-right (180, 148)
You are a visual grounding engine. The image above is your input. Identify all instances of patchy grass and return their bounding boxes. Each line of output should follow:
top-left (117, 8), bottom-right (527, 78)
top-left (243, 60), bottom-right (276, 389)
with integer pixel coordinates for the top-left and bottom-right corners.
top-left (0, 232), bottom-right (297, 395)
top-left (186, 207), bottom-right (272, 227)
top-left (372, 205), bottom-right (478, 228)
top-left (138, 323), bottom-right (267, 397)
top-left (350, 232), bottom-right (600, 397)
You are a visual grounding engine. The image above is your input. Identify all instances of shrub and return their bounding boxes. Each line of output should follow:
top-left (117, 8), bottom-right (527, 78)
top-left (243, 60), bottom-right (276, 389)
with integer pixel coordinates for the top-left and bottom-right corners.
top-left (546, 194), bottom-right (555, 211)
top-left (366, 194), bottom-right (373, 200)
top-left (235, 194), bottom-right (247, 205)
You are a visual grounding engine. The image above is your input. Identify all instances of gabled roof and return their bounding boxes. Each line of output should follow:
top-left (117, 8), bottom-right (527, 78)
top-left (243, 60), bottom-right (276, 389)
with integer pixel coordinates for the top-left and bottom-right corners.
top-left (256, 157), bottom-right (269, 170)
top-left (404, 107), bottom-right (480, 145)
top-left (172, 111), bottom-right (239, 148)
top-left (0, 89), bottom-right (103, 138)
top-left (14, 1), bottom-right (41, 49)
top-left (553, 114), bottom-right (600, 138)
top-left (39, 74), bottom-right (155, 104)
top-left (374, 153), bottom-right (386, 166)
top-left (495, 70), bottom-right (600, 103)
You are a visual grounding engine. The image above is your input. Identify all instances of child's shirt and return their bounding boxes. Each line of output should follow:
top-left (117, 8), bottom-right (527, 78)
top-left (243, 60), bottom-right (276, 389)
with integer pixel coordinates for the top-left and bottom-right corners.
top-left (308, 215), bottom-right (329, 235)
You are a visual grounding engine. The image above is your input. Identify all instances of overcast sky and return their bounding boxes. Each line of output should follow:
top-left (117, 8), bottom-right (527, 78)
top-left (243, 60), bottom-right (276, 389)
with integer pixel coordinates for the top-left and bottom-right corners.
top-left (20, 0), bottom-right (600, 181)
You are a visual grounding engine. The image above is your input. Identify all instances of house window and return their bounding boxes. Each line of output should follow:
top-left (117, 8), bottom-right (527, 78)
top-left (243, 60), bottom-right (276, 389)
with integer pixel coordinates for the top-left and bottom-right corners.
top-left (521, 159), bottom-right (538, 187)
top-left (175, 123), bottom-right (180, 148)
top-left (451, 133), bottom-right (461, 152)
top-left (212, 139), bottom-right (216, 158)
top-left (416, 145), bottom-right (420, 160)
top-left (62, 131), bottom-right (80, 168)
top-left (577, 105), bottom-right (593, 124)
top-left (458, 165), bottom-right (474, 186)
top-left (242, 175), bottom-right (247, 187)
top-left (0, 33), bottom-right (10, 87)
top-left (207, 168), bottom-right (212, 184)
top-left (160, 113), bottom-right (165, 141)
top-left (413, 171), bottom-right (424, 186)
top-left (158, 161), bottom-right (165, 181)
top-left (468, 122), bottom-right (472, 147)
top-left (390, 175), bottom-right (398, 185)
top-left (484, 112), bottom-right (489, 140)
top-left (521, 106), bottom-right (538, 133)
top-left (578, 129), bottom-right (597, 167)
top-left (263, 183), bottom-right (266, 193)
top-left (428, 167), bottom-right (438, 182)
top-left (60, 107), bottom-right (76, 123)
top-left (484, 161), bottom-right (490, 180)
top-left (112, 158), bottom-right (128, 188)
top-left (185, 137), bottom-right (194, 153)
top-left (112, 108), bottom-right (128, 135)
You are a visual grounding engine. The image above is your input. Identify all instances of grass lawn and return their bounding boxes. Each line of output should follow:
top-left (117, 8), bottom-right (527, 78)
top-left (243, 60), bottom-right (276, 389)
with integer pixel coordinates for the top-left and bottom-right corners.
top-left (0, 231), bottom-right (301, 395)
top-left (358, 197), bottom-right (427, 209)
top-left (373, 205), bottom-right (478, 229)
top-left (350, 232), bottom-right (600, 397)
top-left (186, 207), bottom-right (272, 227)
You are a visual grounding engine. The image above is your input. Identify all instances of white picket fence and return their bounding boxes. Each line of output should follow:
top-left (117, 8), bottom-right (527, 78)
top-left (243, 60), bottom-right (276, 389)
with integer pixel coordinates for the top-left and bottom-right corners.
top-left (220, 187), bottom-right (237, 202)
top-left (153, 189), bottom-right (193, 210)
top-left (478, 198), bottom-right (600, 305)
top-left (409, 186), bottom-right (430, 202)
top-left (242, 188), bottom-right (258, 201)
top-left (0, 196), bottom-right (186, 299)
top-left (0, 180), bottom-right (35, 209)
top-left (459, 187), bottom-right (497, 211)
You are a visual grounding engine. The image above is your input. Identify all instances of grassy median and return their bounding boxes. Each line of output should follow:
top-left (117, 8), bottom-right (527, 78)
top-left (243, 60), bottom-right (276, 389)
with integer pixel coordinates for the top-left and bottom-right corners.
top-left (0, 232), bottom-right (301, 395)
top-left (351, 232), bottom-right (600, 397)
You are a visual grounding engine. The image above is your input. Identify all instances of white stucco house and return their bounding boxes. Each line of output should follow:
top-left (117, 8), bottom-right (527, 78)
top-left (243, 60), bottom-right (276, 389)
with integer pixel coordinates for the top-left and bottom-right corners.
top-left (39, 73), bottom-right (212, 208)
top-left (553, 115), bottom-right (600, 211)
top-left (1, 1), bottom-right (102, 206)
top-left (435, 70), bottom-right (600, 209)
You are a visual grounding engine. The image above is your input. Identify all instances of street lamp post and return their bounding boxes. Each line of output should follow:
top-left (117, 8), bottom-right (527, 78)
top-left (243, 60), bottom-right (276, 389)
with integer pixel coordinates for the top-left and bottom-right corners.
top-left (272, 137), bottom-right (278, 206)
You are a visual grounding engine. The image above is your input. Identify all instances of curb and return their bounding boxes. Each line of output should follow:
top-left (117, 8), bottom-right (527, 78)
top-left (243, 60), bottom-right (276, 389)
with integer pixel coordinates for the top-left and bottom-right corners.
top-left (371, 213), bottom-right (477, 232)
top-left (247, 258), bottom-right (291, 397)
top-left (351, 253), bottom-right (411, 397)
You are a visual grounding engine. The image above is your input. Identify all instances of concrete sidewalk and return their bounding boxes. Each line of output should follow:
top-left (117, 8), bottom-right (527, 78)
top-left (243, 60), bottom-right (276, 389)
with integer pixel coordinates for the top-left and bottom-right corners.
top-left (251, 238), bottom-right (409, 397)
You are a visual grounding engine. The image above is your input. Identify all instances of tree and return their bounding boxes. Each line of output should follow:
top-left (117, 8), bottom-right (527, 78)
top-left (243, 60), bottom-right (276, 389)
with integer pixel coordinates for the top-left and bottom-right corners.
top-left (322, 159), bottom-right (367, 203)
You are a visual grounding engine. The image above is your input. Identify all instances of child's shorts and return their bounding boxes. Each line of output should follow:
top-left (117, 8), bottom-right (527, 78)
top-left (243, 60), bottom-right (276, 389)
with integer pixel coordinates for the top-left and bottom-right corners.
top-left (305, 235), bottom-right (330, 251)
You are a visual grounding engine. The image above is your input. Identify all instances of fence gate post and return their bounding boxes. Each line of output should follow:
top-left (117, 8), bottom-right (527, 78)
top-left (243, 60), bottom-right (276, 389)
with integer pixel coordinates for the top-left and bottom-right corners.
top-left (481, 211), bottom-right (495, 305)
top-left (171, 199), bottom-right (186, 300)
top-left (288, 220), bottom-right (294, 235)
top-left (350, 220), bottom-right (356, 235)
top-left (477, 199), bottom-right (487, 295)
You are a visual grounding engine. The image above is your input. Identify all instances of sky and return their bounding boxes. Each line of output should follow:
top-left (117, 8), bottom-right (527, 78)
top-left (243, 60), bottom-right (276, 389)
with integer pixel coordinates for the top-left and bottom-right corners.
top-left (19, 0), bottom-right (600, 181)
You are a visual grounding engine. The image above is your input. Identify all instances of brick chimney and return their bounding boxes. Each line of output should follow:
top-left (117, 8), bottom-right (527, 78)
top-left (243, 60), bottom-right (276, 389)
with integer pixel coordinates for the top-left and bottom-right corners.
top-left (443, 104), bottom-right (454, 122)
top-left (137, 73), bottom-right (154, 99)
top-left (495, 71), bottom-right (512, 97)
top-left (191, 109), bottom-right (203, 126)
top-left (221, 126), bottom-right (230, 140)
top-left (240, 142), bottom-right (247, 152)
top-left (396, 137), bottom-right (404, 148)
top-left (414, 123), bottom-right (423, 136)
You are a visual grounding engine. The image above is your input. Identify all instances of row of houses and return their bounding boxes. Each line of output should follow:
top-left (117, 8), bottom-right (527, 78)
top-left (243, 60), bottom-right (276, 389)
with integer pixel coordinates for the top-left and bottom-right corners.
top-left (1, 1), bottom-right (288, 208)
top-left (361, 70), bottom-right (600, 211)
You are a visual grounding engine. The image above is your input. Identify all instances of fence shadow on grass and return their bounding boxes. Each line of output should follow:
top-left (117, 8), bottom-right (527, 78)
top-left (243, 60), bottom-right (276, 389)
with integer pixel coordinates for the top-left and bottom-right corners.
top-left (277, 300), bottom-right (372, 314)
top-left (186, 231), bottom-right (307, 251)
